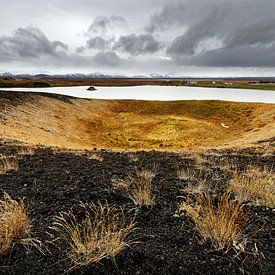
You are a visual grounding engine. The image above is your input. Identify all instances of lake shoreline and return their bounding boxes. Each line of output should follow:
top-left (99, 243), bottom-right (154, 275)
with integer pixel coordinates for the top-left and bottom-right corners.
top-left (1, 85), bottom-right (275, 103)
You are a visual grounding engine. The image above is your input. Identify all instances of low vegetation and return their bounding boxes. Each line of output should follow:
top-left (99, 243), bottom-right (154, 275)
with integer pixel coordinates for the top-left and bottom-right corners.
top-left (183, 180), bottom-right (210, 194)
top-left (112, 168), bottom-right (157, 206)
top-left (49, 203), bottom-right (135, 266)
top-left (0, 156), bottom-right (18, 174)
top-left (176, 164), bottom-right (195, 181)
top-left (228, 166), bottom-right (275, 207)
top-left (2, 90), bottom-right (274, 150)
top-left (0, 193), bottom-right (31, 255)
top-left (180, 193), bottom-right (248, 251)
top-left (17, 146), bottom-right (35, 156)
top-left (1, 77), bottom-right (275, 90)
top-left (87, 151), bottom-right (104, 162)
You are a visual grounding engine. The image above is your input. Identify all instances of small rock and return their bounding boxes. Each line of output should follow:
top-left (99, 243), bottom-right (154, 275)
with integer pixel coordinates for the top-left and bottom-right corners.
top-left (87, 86), bottom-right (97, 91)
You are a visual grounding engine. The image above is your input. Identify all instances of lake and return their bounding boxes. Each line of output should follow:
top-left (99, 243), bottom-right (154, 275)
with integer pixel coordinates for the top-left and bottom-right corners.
top-left (1, 86), bottom-right (275, 103)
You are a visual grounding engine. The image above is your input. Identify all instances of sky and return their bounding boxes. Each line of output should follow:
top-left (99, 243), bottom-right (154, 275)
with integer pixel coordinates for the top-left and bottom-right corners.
top-left (0, 0), bottom-right (275, 77)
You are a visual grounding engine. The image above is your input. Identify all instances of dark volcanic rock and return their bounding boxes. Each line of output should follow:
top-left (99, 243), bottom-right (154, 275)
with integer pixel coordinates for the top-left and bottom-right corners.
top-left (0, 147), bottom-right (274, 275)
top-left (87, 86), bottom-right (97, 91)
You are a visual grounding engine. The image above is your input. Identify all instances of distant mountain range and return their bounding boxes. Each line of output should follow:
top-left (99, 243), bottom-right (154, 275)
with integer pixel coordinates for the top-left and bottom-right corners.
top-left (0, 72), bottom-right (275, 81)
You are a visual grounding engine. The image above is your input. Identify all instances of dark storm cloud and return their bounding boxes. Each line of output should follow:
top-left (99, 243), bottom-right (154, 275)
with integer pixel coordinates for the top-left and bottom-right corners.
top-left (114, 34), bottom-right (162, 55)
top-left (185, 45), bottom-right (275, 67)
top-left (146, 1), bottom-right (210, 33)
top-left (0, 27), bottom-right (68, 62)
top-left (147, 0), bottom-right (275, 67)
top-left (88, 15), bottom-right (127, 34)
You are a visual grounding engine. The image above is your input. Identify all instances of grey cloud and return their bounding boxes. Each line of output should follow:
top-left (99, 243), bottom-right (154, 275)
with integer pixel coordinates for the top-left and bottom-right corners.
top-left (114, 34), bottom-right (162, 55)
top-left (0, 26), bottom-right (123, 69)
top-left (184, 45), bottom-right (275, 67)
top-left (88, 16), bottom-right (109, 33)
top-left (88, 15), bottom-right (127, 34)
top-left (42, 51), bottom-right (124, 68)
top-left (1, 0), bottom-right (275, 74)
top-left (0, 27), bottom-right (68, 62)
top-left (86, 36), bottom-right (111, 50)
top-left (93, 51), bottom-right (123, 67)
top-left (109, 15), bottom-right (127, 26)
top-left (76, 46), bottom-right (86, 53)
top-left (147, 1), bottom-right (275, 67)
top-left (146, 1), bottom-right (210, 33)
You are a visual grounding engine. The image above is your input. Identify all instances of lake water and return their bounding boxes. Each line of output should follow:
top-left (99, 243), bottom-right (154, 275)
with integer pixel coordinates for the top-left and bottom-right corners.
top-left (1, 85), bottom-right (275, 103)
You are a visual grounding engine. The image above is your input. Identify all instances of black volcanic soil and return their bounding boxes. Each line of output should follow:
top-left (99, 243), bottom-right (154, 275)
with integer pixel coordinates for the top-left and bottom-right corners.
top-left (0, 146), bottom-right (274, 275)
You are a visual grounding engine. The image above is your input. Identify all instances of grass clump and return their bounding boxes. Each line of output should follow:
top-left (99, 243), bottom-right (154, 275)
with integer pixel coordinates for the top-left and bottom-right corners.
top-left (228, 166), bottom-right (275, 207)
top-left (176, 163), bottom-right (212, 194)
top-left (176, 165), bottom-right (195, 181)
top-left (183, 179), bottom-right (210, 194)
top-left (0, 193), bottom-right (31, 255)
top-left (87, 151), bottom-right (103, 162)
top-left (112, 168), bottom-right (157, 206)
top-left (17, 146), bottom-right (35, 156)
top-left (49, 202), bottom-right (135, 266)
top-left (0, 157), bottom-right (18, 174)
top-left (180, 193), bottom-right (248, 251)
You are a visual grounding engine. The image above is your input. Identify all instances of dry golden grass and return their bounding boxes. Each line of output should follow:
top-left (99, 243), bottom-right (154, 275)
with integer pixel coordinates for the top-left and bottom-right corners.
top-left (0, 193), bottom-right (31, 255)
top-left (0, 157), bottom-right (18, 174)
top-left (188, 151), bottom-right (205, 164)
top-left (1, 93), bottom-right (274, 150)
top-left (49, 203), bottom-right (135, 266)
top-left (180, 193), bottom-right (248, 251)
top-left (176, 165), bottom-right (195, 181)
top-left (176, 162), bottom-right (211, 193)
top-left (112, 168), bottom-right (157, 206)
top-left (17, 146), bottom-right (35, 156)
top-left (183, 180), bottom-right (210, 194)
top-left (228, 166), bottom-right (275, 207)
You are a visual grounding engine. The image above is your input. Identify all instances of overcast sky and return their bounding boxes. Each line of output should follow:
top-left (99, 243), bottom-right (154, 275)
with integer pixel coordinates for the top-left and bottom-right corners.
top-left (0, 0), bottom-right (275, 76)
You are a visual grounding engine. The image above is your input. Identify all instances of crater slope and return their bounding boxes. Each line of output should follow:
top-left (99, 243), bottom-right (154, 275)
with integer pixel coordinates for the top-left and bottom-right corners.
top-left (0, 91), bottom-right (274, 150)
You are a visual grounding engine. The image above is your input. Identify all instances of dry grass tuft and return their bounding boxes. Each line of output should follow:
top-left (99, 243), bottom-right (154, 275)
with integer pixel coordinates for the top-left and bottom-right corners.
top-left (112, 168), bottom-right (157, 206)
top-left (176, 165), bottom-right (195, 181)
top-left (180, 193), bottom-right (248, 251)
top-left (0, 157), bottom-right (18, 174)
top-left (49, 202), bottom-right (135, 266)
top-left (0, 193), bottom-right (31, 255)
top-left (87, 151), bottom-right (103, 162)
top-left (188, 151), bottom-right (205, 165)
top-left (128, 154), bottom-right (139, 162)
top-left (228, 166), bottom-right (275, 207)
top-left (17, 146), bottom-right (35, 156)
top-left (183, 179), bottom-right (210, 194)
top-left (176, 163), bottom-right (211, 193)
